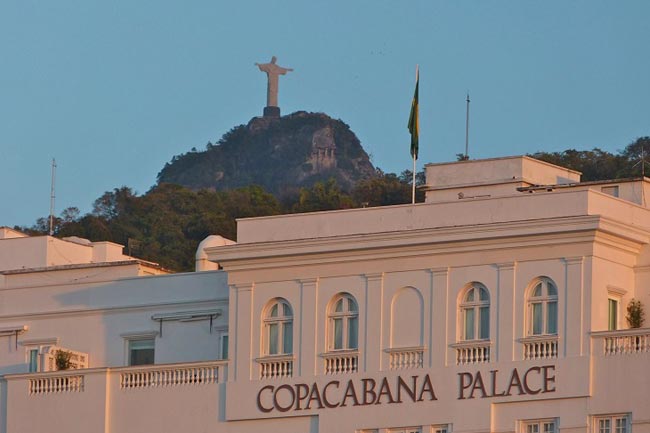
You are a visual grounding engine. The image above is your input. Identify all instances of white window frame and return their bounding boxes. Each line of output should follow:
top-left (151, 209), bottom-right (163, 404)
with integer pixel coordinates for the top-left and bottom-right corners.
top-left (593, 414), bottom-right (630, 433)
top-left (521, 419), bottom-right (558, 433)
top-left (328, 293), bottom-right (359, 351)
top-left (430, 424), bottom-right (451, 433)
top-left (459, 284), bottom-right (490, 341)
top-left (606, 286), bottom-right (626, 331)
top-left (263, 299), bottom-right (293, 356)
top-left (389, 428), bottom-right (421, 433)
top-left (607, 297), bottom-right (620, 331)
top-left (121, 331), bottom-right (157, 366)
top-left (526, 278), bottom-right (558, 336)
top-left (220, 333), bottom-right (229, 360)
top-left (21, 338), bottom-right (59, 373)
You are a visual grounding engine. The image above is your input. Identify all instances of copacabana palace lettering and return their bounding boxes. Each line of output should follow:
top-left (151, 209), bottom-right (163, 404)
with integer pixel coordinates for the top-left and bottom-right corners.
top-left (458, 365), bottom-right (555, 400)
top-left (257, 365), bottom-right (556, 413)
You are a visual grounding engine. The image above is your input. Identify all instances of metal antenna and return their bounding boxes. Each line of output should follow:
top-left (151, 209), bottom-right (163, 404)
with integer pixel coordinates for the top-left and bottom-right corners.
top-left (630, 146), bottom-right (649, 207)
top-left (465, 93), bottom-right (470, 159)
top-left (631, 146), bottom-right (649, 177)
top-left (49, 158), bottom-right (57, 236)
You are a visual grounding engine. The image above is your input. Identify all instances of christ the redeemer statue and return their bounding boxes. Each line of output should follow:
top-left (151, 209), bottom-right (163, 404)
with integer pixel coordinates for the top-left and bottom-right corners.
top-left (256, 56), bottom-right (293, 117)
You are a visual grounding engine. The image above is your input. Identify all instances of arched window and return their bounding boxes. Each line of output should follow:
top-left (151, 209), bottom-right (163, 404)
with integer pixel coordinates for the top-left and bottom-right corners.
top-left (527, 278), bottom-right (558, 336)
top-left (263, 299), bottom-right (293, 355)
top-left (460, 284), bottom-right (490, 340)
top-left (328, 293), bottom-right (359, 351)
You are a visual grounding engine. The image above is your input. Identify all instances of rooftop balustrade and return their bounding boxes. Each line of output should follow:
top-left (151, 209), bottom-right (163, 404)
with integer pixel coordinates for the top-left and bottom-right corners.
top-left (451, 340), bottom-right (491, 365)
top-left (321, 350), bottom-right (359, 374)
top-left (520, 335), bottom-right (559, 360)
top-left (592, 328), bottom-right (650, 355)
top-left (256, 355), bottom-right (294, 379)
top-left (386, 346), bottom-right (424, 370)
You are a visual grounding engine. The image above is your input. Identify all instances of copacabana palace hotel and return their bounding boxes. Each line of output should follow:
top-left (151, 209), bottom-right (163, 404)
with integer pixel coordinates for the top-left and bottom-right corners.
top-left (1, 155), bottom-right (649, 433)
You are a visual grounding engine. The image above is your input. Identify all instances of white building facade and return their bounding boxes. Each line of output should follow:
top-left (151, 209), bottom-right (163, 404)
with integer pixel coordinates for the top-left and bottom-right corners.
top-left (1, 156), bottom-right (649, 433)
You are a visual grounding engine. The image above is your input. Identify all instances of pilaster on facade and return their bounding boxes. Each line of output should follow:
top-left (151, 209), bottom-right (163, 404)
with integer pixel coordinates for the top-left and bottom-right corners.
top-left (229, 283), bottom-right (255, 381)
top-left (563, 257), bottom-right (585, 357)
top-left (298, 278), bottom-right (319, 377)
top-left (429, 267), bottom-right (449, 367)
top-left (364, 272), bottom-right (384, 372)
top-left (495, 262), bottom-right (517, 362)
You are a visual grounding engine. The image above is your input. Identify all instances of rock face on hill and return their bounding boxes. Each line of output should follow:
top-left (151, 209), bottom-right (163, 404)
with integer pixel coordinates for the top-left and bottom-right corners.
top-left (157, 111), bottom-right (376, 195)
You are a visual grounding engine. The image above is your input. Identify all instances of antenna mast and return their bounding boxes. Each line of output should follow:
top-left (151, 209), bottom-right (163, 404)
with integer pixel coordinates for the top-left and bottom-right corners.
top-left (632, 146), bottom-right (649, 177)
top-left (465, 93), bottom-right (470, 159)
top-left (49, 158), bottom-right (57, 236)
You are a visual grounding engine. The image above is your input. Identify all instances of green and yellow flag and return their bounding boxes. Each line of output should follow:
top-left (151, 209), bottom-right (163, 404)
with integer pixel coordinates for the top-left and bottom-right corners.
top-left (407, 66), bottom-right (419, 160)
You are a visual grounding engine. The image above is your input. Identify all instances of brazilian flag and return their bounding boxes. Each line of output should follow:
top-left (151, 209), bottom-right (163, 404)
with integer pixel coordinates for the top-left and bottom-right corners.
top-left (407, 67), bottom-right (419, 159)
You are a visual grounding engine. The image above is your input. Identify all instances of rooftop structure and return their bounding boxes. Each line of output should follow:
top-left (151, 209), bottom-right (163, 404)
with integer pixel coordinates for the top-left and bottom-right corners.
top-left (0, 228), bottom-right (168, 276)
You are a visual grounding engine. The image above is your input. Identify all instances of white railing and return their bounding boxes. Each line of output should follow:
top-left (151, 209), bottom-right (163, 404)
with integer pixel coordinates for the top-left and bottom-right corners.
top-left (521, 335), bottom-right (559, 360)
top-left (43, 346), bottom-right (89, 371)
top-left (120, 362), bottom-right (222, 389)
top-left (30, 374), bottom-right (85, 395)
top-left (592, 328), bottom-right (650, 355)
top-left (387, 347), bottom-right (424, 370)
top-left (257, 355), bottom-right (294, 379)
top-left (452, 340), bottom-right (491, 365)
top-left (322, 351), bottom-right (359, 374)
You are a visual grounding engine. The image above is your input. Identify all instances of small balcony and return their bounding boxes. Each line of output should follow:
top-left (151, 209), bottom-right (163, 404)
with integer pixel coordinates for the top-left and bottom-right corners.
top-left (256, 355), bottom-right (294, 379)
top-left (386, 346), bottom-right (424, 370)
top-left (520, 335), bottom-right (559, 360)
top-left (592, 328), bottom-right (650, 355)
top-left (321, 350), bottom-right (359, 374)
top-left (451, 340), bottom-right (491, 365)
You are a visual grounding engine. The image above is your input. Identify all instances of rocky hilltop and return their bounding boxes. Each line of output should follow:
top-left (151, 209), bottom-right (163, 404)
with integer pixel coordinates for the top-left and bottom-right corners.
top-left (157, 112), bottom-right (377, 195)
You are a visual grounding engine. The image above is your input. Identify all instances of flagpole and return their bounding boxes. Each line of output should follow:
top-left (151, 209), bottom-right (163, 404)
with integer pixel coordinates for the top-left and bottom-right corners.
top-left (465, 93), bottom-right (470, 160)
top-left (412, 152), bottom-right (416, 204)
top-left (412, 65), bottom-right (418, 204)
top-left (408, 64), bottom-right (419, 204)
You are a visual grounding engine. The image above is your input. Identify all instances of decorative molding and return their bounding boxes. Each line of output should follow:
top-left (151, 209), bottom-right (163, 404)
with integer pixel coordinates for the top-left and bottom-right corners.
top-left (449, 339), bottom-right (492, 349)
top-left (563, 256), bottom-right (584, 265)
top-left (0, 299), bottom-right (228, 322)
top-left (363, 273), bottom-right (383, 282)
top-left (384, 345), bottom-right (425, 354)
top-left (633, 265), bottom-right (650, 273)
top-left (254, 354), bottom-right (295, 363)
top-left (591, 327), bottom-right (650, 337)
top-left (495, 262), bottom-right (516, 271)
top-left (606, 285), bottom-right (628, 297)
top-left (20, 337), bottom-right (59, 347)
top-left (119, 330), bottom-right (159, 339)
top-left (429, 267), bottom-right (449, 277)
top-left (0, 325), bottom-right (28, 336)
top-left (151, 309), bottom-right (222, 322)
top-left (230, 283), bottom-right (254, 292)
top-left (214, 215), bottom-right (607, 269)
top-left (298, 277), bottom-right (318, 286)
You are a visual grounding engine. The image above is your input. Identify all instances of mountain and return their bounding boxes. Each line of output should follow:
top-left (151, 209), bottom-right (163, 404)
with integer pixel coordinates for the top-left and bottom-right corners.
top-left (157, 112), bottom-right (377, 196)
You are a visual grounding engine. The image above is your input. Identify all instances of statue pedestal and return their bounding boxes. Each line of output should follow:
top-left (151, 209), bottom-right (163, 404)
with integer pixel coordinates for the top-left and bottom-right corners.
top-left (263, 106), bottom-right (281, 118)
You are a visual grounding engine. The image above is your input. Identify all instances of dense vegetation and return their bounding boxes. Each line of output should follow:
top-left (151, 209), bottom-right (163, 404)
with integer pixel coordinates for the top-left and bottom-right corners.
top-left (530, 137), bottom-right (650, 181)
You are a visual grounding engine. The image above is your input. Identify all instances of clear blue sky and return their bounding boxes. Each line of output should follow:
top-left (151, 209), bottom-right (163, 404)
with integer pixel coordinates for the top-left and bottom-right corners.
top-left (1, 1), bottom-right (649, 227)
